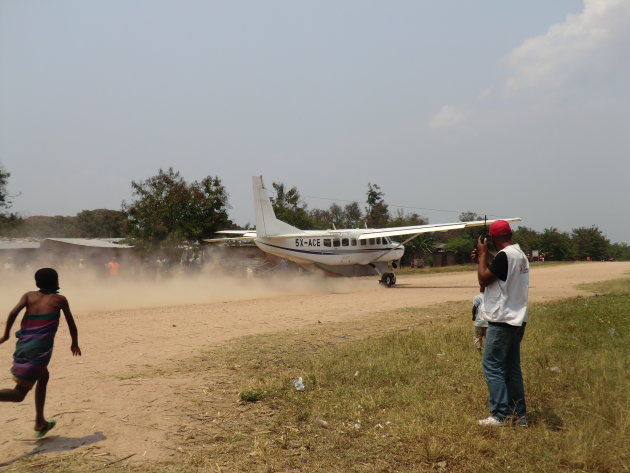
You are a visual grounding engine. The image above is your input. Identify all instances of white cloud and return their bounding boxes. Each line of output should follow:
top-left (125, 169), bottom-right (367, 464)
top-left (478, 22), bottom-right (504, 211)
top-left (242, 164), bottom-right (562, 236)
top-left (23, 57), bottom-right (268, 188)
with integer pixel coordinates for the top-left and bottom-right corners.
top-left (428, 105), bottom-right (468, 132)
top-left (478, 87), bottom-right (494, 101)
top-left (504, 0), bottom-right (630, 95)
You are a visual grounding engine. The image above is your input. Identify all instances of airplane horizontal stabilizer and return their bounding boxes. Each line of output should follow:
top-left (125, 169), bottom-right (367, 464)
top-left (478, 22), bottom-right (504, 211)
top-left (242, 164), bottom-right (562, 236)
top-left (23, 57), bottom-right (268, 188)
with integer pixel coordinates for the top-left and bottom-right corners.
top-left (203, 236), bottom-right (256, 243)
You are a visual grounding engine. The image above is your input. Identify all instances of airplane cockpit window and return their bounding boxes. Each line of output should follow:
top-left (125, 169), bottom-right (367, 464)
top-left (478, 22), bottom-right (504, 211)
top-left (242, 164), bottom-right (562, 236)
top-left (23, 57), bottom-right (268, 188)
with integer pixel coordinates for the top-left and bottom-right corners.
top-left (333, 239), bottom-right (341, 247)
top-left (323, 239), bottom-right (331, 247)
top-left (376, 237), bottom-right (382, 245)
top-left (342, 238), bottom-right (349, 246)
top-left (351, 239), bottom-right (357, 246)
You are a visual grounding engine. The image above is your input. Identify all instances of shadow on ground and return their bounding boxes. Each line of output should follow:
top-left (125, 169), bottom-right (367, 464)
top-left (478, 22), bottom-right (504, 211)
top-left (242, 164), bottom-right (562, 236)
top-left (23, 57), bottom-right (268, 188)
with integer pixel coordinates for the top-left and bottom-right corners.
top-left (0, 431), bottom-right (106, 468)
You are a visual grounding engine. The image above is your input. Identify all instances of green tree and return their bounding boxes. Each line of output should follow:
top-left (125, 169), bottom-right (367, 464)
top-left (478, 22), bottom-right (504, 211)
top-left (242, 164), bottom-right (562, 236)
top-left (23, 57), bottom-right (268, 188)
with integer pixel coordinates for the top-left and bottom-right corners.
top-left (0, 165), bottom-right (24, 232)
top-left (365, 183), bottom-right (389, 228)
top-left (539, 227), bottom-right (575, 261)
top-left (122, 168), bottom-right (232, 249)
top-left (389, 208), bottom-right (427, 228)
top-left (75, 209), bottom-right (127, 238)
top-left (512, 226), bottom-right (541, 256)
top-left (13, 215), bottom-right (78, 237)
top-left (443, 234), bottom-right (474, 263)
top-left (455, 211), bottom-right (485, 249)
top-left (609, 242), bottom-right (630, 261)
top-left (310, 202), bottom-right (364, 229)
top-left (342, 202), bottom-right (363, 228)
top-left (0, 165), bottom-right (10, 212)
top-left (328, 203), bottom-right (344, 228)
top-left (458, 211), bottom-right (482, 222)
top-left (571, 226), bottom-right (610, 261)
top-left (308, 208), bottom-right (332, 229)
top-left (270, 182), bottom-right (312, 229)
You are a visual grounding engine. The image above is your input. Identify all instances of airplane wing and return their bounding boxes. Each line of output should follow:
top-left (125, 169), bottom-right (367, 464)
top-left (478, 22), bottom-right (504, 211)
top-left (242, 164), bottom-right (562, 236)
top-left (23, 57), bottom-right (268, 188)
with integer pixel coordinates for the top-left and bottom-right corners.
top-left (206, 218), bottom-right (520, 243)
top-left (358, 218), bottom-right (521, 240)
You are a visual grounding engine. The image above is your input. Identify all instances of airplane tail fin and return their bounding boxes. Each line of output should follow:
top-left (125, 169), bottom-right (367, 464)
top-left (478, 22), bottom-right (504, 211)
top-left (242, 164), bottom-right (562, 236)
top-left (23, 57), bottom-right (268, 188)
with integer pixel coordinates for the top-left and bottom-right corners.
top-left (252, 176), bottom-right (302, 237)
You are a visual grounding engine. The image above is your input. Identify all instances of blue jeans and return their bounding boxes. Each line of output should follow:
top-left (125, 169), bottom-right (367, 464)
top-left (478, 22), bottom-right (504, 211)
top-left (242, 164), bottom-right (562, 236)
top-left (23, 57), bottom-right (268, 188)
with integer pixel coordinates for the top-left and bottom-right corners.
top-left (482, 323), bottom-right (526, 420)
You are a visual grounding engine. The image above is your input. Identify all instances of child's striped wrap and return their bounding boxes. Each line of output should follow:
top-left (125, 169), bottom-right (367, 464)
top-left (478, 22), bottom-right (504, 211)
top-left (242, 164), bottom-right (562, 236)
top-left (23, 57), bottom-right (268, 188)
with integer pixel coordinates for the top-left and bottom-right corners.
top-left (11, 312), bottom-right (60, 385)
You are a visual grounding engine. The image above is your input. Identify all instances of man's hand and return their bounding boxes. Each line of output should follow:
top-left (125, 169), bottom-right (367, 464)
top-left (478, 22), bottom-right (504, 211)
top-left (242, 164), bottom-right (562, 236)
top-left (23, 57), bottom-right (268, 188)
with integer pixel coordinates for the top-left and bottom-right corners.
top-left (477, 236), bottom-right (488, 256)
top-left (71, 344), bottom-right (82, 356)
top-left (477, 236), bottom-right (498, 287)
top-left (0, 335), bottom-right (8, 345)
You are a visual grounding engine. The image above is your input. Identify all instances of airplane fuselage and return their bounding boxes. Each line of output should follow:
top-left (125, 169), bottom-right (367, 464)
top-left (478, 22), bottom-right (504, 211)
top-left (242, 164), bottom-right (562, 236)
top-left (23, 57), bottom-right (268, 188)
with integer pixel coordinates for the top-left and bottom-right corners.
top-left (255, 231), bottom-right (405, 266)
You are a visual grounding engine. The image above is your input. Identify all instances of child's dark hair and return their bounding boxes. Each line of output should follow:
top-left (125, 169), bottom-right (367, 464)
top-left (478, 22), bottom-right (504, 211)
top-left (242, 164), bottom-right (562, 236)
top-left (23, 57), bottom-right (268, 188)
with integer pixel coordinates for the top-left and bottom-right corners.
top-left (35, 268), bottom-right (60, 292)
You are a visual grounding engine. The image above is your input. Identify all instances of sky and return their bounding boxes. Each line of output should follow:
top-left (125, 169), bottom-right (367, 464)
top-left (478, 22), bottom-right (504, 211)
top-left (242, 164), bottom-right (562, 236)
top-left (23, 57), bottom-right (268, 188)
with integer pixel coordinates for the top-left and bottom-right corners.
top-left (1, 0), bottom-right (629, 243)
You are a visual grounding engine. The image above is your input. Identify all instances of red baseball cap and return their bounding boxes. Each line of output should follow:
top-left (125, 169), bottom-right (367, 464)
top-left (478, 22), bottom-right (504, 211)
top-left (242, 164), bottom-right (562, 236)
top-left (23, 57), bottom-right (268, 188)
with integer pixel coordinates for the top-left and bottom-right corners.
top-left (489, 220), bottom-right (512, 236)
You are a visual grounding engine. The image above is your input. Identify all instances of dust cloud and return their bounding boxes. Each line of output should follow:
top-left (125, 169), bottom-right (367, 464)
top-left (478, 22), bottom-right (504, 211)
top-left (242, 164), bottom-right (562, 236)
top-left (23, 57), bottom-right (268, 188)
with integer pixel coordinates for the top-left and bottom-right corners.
top-left (0, 266), bottom-right (374, 315)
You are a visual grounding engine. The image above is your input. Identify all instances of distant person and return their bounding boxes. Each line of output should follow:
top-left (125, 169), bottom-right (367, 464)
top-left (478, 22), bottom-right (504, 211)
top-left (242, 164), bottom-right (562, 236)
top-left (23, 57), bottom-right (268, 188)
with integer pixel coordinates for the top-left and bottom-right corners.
top-left (107, 256), bottom-right (120, 276)
top-left (472, 287), bottom-right (488, 352)
top-left (0, 268), bottom-right (81, 437)
top-left (475, 220), bottom-right (529, 427)
top-left (3, 257), bottom-right (15, 272)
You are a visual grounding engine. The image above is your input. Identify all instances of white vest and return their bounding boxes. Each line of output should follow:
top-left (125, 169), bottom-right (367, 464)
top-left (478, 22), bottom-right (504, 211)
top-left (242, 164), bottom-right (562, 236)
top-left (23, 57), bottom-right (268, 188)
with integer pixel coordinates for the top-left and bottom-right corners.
top-left (481, 244), bottom-right (529, 326)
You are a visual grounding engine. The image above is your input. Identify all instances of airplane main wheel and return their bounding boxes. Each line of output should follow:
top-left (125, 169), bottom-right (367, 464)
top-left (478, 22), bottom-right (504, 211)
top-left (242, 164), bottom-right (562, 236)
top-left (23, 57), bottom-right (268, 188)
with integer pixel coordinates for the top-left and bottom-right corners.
top-left (380, 273), bottom-right (396, 288)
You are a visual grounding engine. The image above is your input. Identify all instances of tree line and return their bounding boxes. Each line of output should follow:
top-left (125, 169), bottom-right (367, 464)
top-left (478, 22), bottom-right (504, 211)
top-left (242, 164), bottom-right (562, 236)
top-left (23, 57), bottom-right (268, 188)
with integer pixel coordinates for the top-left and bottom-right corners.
top-left (444, 214), bottom-right (629, 262)
top-left (1, 166), bottom-right (628, 261)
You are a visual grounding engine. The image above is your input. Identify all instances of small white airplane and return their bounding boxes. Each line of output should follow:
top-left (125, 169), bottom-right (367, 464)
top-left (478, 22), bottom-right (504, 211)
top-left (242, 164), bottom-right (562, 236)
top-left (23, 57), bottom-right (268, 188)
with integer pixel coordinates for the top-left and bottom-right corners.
top-left (206, 176), bottom-right (520, 287)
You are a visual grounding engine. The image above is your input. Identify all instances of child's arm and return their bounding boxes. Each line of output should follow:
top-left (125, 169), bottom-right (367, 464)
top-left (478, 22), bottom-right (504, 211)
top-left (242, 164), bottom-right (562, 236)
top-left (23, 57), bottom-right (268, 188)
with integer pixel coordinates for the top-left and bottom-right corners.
top-left (60, 297), bottom-right (81, 356)
top-left (0, 293), bottom-right (27, 344)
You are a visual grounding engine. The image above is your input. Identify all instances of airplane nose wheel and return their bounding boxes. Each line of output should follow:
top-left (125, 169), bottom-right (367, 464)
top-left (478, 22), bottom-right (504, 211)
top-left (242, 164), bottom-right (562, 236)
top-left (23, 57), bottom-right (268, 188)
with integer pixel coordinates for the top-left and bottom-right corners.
top-left (380, 273), bottom-right (396, 288)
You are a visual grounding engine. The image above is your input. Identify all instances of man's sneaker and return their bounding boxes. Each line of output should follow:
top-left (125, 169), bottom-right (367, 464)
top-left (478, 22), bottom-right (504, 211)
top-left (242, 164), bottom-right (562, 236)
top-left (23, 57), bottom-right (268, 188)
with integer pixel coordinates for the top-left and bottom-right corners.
top-left (477, 416), bottom-right (507, 427)
top-left (516, 416), bottom-right (528, 427)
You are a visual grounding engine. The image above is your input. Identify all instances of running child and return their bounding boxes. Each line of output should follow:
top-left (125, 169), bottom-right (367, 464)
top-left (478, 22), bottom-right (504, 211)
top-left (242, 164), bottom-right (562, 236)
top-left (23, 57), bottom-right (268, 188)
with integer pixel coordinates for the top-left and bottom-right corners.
top-left (0, 268), bottom-right (81, 437)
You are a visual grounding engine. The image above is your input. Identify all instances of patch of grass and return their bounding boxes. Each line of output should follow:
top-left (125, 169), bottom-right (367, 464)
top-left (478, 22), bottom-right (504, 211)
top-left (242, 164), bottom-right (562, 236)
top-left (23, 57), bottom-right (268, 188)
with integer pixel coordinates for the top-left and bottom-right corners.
top-left (181, 278), bottom-right (630, 472)
top-left (239, 389), bottom-right (266, 403)
top-left (577, 276), bottom-right (630, 295)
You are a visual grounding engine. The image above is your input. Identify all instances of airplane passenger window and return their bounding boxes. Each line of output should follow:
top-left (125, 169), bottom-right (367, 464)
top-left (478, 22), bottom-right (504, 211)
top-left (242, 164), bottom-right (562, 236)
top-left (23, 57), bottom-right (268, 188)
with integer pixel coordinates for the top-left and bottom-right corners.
top-left (376, 237), bottom-right (382, 245)
top-left (369, 238), bottom-right (375, 245)
top-left (323, 239), bottom-right (331, 247)
top-left (333, 239), bottom-right (341, 247)
top-left (351, 239), bottom-right (357, 246)
top-left (360, 240), bottom-right (366, 246)
top-left (342, 238), bottom-right (349, 246)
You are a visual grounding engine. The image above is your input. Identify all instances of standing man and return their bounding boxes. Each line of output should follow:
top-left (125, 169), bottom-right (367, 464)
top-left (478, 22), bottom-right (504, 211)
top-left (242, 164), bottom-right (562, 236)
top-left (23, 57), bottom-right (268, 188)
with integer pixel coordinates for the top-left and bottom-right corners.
top-left (476, 220), bottom-right (529, 427)
top-left (107, 256), bottom-right (120, 276)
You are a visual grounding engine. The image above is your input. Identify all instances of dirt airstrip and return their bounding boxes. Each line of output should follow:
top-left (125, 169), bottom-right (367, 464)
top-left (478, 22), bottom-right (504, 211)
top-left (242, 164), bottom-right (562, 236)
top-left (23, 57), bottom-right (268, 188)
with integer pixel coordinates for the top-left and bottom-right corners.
top-left (1, 261), bottom-right (629, 467)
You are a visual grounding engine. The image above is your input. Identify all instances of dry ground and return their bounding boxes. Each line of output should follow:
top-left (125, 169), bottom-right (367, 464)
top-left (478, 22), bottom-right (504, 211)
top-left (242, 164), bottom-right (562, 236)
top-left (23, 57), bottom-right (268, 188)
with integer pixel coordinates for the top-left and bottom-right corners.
top-left (1, 261), bottom-right (628, 467)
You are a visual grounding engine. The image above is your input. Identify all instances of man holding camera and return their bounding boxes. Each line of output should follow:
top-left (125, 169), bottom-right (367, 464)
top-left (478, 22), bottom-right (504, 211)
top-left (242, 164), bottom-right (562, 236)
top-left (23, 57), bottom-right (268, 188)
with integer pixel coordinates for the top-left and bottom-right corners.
top-left (475, 220), bottom-right (529, 427)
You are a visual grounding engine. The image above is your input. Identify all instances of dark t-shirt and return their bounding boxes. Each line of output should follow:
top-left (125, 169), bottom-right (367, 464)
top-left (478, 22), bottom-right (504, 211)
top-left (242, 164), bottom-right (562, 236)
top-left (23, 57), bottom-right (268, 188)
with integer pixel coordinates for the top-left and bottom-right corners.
top-left (488, 250), bottom-right (508, 281)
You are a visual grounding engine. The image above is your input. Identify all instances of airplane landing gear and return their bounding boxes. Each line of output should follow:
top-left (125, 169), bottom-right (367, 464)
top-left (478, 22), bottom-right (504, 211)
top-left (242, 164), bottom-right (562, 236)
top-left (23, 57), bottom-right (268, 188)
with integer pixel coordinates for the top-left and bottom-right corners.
top-left (379, 272), bottom-right (396, 288)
